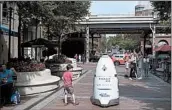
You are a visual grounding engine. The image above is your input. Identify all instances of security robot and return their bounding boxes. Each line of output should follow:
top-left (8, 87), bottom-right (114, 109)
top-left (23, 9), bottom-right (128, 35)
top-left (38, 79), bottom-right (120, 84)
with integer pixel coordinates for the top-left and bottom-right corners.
top-left (91, 55), bottom-right (119, 107)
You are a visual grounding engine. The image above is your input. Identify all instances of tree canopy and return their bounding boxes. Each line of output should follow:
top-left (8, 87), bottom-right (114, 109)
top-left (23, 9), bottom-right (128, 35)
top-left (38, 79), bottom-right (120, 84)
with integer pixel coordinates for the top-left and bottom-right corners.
top-left (7, 1), bottom-right (90, 56)
top-left (151, 1), bottom-right (171, 33)
top-left (12, 1), bottom-right (90, 35)
top-left (151, 1), bottom-right (171, 21)
top-left (107, 34), bottom-right (140, 51)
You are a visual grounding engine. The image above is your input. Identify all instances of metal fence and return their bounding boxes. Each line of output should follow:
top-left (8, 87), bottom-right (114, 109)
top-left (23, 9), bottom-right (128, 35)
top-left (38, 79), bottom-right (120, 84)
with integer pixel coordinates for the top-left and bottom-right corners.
top-left (150, 58), bottom-right (171, 83)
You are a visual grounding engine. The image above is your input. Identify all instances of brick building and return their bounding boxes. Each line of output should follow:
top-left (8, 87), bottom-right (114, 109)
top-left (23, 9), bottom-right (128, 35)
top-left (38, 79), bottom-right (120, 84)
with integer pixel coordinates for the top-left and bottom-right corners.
top-left (135, 1), bottom-right (171, 55)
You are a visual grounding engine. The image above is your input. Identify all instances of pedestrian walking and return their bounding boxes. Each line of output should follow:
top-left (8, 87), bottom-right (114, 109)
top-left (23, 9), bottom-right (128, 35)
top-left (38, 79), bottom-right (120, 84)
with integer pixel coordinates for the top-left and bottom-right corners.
top-left (143, 54), bottom-right (150, 77)
top-left (124, 52), bottom-right (130, 76)
top-left (129, 52), bottom-right (137, 80)
top-left (79, 54), bottom-right (81, 62)
top-left (74, 54), bottom-right (78, 62)
top-left (62, 64), bottom-right (79, 106)
top-left (82, 54), bottom-right (85, 64)
top-left (138, 52), bottom-right (143, 79)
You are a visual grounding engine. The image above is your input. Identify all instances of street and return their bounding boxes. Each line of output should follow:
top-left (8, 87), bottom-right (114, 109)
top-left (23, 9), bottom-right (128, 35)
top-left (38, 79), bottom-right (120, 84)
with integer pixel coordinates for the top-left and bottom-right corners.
top-left (34, 63), bottom-right (171, 110)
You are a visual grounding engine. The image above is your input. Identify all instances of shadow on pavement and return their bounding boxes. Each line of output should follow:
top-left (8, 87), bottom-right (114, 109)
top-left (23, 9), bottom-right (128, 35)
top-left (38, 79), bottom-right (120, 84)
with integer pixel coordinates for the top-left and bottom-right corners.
top-left (119, 84), bottom-right (171, 110)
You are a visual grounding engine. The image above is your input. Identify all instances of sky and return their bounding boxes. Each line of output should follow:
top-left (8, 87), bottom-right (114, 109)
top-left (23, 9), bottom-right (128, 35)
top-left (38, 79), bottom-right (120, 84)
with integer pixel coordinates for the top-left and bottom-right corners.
top-left (90, 1), bottom-right (138, 15)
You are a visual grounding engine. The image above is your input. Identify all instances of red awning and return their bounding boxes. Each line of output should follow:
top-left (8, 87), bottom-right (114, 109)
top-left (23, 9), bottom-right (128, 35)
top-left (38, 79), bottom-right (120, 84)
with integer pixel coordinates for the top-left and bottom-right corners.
top-left (154, 45), bottom-right (171, 52)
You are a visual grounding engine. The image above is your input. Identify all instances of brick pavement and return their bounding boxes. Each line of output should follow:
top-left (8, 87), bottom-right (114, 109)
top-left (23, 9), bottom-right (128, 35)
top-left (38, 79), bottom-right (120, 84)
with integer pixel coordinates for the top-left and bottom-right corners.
top-left (2, 63), bottom-right (170, 110)
top-left (39, 65), bottom-right (171, 110)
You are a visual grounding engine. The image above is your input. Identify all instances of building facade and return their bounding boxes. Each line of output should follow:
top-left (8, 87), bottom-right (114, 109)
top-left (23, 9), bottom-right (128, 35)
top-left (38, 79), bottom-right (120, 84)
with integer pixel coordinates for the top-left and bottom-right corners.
top-left (0, 2), bottom-right (19, 64)
top-left (135, 1), bottom-right (171, 55)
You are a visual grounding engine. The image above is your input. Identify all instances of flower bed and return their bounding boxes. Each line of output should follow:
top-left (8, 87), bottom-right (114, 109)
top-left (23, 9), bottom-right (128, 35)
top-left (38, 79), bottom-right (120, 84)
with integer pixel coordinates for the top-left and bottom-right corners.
top-left (9, 58), bottom-right (46, 72)
top-left (10, 58), bottom-right (60, 96)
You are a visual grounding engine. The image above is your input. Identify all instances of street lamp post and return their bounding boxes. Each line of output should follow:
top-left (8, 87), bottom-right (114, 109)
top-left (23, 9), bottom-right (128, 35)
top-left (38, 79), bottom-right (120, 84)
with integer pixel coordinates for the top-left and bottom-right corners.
top-left (8, 6), bottom-right (13, 61)
top-left (150, 12), bottom-right (156, 57)
top-left (85, 16), bottom-right (89, 63)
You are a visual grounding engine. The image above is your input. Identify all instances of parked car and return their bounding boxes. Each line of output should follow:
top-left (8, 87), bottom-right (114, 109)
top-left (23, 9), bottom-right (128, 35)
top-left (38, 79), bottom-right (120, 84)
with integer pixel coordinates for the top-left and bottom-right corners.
top-left (112, 54), bottom-right (125, 66)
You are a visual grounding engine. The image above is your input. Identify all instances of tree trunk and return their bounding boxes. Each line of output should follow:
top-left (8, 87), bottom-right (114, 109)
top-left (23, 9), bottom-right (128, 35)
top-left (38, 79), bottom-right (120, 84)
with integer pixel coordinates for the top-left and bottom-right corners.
top-left (58, 35), bottom-right (61, 57)
top-left (22, 22), bottom-right (26, 57)
top-left (35, 19), bottom-right (38, 60)
top-left (18, 12), bottom-right (21, 58)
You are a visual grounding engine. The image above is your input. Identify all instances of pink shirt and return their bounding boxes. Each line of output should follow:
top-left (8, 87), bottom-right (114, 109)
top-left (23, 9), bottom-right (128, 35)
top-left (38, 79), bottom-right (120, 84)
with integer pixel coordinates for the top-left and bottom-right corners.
top-left (63, 71), bottom-right (73, 87)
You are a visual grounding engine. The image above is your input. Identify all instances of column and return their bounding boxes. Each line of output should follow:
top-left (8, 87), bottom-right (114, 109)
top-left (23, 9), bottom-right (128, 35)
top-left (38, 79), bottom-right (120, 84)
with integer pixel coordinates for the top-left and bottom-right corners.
top-left (143, 33), bottom-right (146, 57)
top-left (152, 25), bottom-right (156, 57)
top-left (0, 2), bottom-right (2, 63)
top-left (86, 25), bottom-right (89, 63)
top-left (0, 2), bottom-right (2, 27)
top-left (8, 7), bottom-right (12, 61)
top-left (91, 33), bottom-right (94, 55)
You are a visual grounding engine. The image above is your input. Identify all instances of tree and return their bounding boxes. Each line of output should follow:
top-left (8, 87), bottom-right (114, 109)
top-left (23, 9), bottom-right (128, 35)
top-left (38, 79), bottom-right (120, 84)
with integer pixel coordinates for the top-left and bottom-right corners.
top-left (151, 1), bottom-right (171, 21)
top-left (12, 1), bottom-right (54, 57)
top-left (151, 1), bottom-right (171, 33)
top-left (107, 34), bottom-right (140, 51)
top-left (46, 1), bottom-right (90, 55)
top-left (7, 1), bottom-right (90, 57)
top-left (99, 37), bottom-right (107, 53)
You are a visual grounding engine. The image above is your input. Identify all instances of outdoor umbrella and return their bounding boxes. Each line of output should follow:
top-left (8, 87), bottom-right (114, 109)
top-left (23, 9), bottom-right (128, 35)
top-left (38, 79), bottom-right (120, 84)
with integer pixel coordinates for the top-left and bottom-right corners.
top-left (154, 45), bottom-right (171, 52)
top-left (21, 38), bottom-right (58, 48)
top-left (21, 40), bottom-right (33, 47)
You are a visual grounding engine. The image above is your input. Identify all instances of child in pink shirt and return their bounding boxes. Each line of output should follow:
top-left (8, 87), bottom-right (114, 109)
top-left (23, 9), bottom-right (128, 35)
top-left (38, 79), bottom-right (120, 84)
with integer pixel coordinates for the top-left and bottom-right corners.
top-left (62, 64), bottom-right (79, 106)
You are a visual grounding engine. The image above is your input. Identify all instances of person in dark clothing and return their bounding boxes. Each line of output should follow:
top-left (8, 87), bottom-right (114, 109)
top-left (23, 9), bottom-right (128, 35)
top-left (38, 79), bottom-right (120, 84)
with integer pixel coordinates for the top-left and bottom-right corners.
top-left (82, 54), bottom-right (85, 64)
top-left (129, 53), bottom-right (137, 80)
top-left (0, 63), bottom-right (14, 105)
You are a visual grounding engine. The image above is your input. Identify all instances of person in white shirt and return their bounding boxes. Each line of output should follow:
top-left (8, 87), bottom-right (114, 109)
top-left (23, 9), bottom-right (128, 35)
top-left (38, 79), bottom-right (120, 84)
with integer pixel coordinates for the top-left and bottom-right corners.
top-left (124, 52), bottom-right (130, 76)
top-left (143, 54), bottom-right (149, 77)
top-left (79, 55), bottom-right (81, 62)
top-left (138, 53), bottom-right (143, 79)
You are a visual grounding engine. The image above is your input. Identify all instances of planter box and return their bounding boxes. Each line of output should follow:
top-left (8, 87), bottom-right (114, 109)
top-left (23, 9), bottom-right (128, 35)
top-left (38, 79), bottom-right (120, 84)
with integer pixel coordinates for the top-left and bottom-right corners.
top-left (48, 63), bottom-right (83, 80)
top-left (15, 69), bottom-right (60, 96)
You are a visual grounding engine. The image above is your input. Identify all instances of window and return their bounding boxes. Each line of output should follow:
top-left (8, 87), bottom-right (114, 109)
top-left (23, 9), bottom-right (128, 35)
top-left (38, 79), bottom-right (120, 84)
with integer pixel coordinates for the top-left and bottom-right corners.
top-left (3, 3), bottom-right (7, 18)
top-left (115, 56), bottom-right (119, 58)
top-left (158, 40), bottom-right (168, 47)
top-left (120, 56), bottom-right (124, 58)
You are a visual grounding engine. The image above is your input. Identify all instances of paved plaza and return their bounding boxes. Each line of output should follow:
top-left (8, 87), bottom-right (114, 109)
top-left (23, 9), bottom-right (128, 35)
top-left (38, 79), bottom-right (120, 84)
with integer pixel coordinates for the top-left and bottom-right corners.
top-left (1, 63), bottom-right (171, 110)
top-left (39, 63), bottom-right (171, 110)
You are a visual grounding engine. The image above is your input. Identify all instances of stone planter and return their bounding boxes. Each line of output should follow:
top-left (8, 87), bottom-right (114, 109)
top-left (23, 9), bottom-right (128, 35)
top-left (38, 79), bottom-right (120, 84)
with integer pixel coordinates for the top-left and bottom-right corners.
top-left (15, 69), bottom-right (60, 96)
top-left (49, 63), bottom-right (83, 80)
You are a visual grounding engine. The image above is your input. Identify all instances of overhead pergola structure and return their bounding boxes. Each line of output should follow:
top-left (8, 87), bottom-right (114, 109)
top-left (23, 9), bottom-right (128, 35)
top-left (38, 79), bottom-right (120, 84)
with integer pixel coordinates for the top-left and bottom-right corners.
top-left (76, 14), bottom-right (159, 62)
top-left (21, 38), bottom-right (59, 60)
top-left (21, 38), bottom-right (59, 48)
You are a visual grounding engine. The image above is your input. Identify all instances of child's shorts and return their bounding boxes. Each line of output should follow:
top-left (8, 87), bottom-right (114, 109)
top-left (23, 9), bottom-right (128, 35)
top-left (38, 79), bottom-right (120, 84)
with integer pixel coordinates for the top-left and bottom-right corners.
top-left (64, 86), bottom-right (74, 95)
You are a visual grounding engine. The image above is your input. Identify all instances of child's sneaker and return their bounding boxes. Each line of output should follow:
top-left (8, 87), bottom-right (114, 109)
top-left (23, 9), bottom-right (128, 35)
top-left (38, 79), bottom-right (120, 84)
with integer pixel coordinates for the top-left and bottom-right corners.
top-left (73, 102), bottom-right (79, 106)
top-left (138, 77), bottom-right (142, 80)
top-left (129, 78), bottom-right (133, 80)
top-left (64, 103), bottom-right (68, 106)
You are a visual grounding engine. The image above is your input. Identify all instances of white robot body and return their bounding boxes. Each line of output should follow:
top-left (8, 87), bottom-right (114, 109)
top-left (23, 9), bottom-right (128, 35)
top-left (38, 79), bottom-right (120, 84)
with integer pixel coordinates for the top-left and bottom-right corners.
top-left (91, 55), bottom-right (119, 107)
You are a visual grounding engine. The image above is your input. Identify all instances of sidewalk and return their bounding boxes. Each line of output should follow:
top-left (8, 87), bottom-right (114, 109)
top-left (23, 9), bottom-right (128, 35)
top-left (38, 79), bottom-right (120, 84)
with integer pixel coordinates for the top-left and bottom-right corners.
top-left (39, 66), bottom-right (171, 110)
top-left (1, 70), bottom-right (89, 110)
